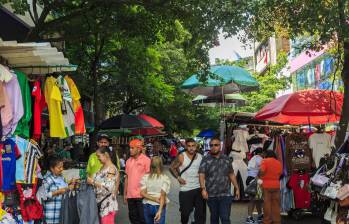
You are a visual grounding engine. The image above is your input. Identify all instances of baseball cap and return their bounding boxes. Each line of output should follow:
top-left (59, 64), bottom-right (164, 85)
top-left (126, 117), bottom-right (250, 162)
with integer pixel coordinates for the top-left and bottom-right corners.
top-left (97, 133), bottom-right (111, 142)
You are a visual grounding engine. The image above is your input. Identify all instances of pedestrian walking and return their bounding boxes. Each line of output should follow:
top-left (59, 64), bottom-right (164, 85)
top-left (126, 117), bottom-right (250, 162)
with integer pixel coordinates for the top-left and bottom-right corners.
top-left (199, 137), bottom-right (240, 224)
top-left (259, 150), bottom-right (282, 224)
top-left (124, 139), bottom-right (151, 224)
top-left (42, 156), bottom-right (74, 224)
top-left (141, 156), bottom-right (170, 224)
top-left (170, 138), bottom-right (206, 224)
top-left (245, 147), bottom-right (264, 224)
top-left (87, 146), bottom-right (119, 224)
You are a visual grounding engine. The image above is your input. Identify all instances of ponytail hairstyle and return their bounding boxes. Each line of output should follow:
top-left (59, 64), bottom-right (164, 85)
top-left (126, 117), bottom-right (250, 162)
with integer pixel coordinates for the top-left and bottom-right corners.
top-left (96, 146), bottom-right (118, 167)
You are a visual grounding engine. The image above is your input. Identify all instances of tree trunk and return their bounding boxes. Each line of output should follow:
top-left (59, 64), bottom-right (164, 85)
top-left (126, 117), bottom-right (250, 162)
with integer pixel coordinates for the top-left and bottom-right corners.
top-left (90, 59), bottom-right (99, 151)
top-left (335, 41), bottom-right (349, 148)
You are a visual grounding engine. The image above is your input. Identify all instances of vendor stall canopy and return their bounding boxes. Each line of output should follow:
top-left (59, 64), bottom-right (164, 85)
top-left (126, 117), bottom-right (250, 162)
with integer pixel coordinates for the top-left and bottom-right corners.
top-left (0, 38), bottom-right (77, 74)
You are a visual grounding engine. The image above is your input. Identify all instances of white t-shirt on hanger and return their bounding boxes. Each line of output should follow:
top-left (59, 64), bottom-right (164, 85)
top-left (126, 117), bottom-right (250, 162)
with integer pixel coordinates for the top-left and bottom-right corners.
top-left (232, 129), bottom-right (250, 153)
top-left (309, 133), bottom-right (333, 168)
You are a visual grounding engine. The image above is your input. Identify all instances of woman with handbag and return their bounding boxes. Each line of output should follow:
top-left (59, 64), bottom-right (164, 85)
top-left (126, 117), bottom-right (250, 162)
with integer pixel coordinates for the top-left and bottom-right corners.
top-left (87, 146), bottom-right (119, 224)
top-left (245, 147), bottom-right (264, 224)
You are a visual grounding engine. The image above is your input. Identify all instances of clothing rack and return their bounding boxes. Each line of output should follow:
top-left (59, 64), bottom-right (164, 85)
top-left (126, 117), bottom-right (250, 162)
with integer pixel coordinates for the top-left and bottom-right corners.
top-left (238, 123), bottom-right (298, 129)
top-left (11, 64), bottom-right (77, 75)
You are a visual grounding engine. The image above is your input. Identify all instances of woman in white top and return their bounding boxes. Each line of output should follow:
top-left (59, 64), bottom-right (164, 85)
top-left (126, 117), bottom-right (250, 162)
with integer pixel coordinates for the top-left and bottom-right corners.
top-left (141, 156), bottom-right (170, 224)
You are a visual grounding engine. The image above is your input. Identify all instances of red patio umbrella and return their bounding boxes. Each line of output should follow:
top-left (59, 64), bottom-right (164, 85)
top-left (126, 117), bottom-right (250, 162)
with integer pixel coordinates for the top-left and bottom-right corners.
top-left (138, 114), bottom-right (164, 129)
top-left (255, 89), bottom-right (343, 125)
top-left (131, 127), bottom-right (166, 136)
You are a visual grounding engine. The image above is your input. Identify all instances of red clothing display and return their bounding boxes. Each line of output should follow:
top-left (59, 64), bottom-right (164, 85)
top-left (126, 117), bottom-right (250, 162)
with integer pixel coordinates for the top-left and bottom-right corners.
top-left (17, 182), bottom-right (43, 221)
top-left (32, 81), bottom-right (46, 140)
top-left (169, 144), bottom-right (178, 158)
top-left (288, 173), bottom-right (311, 209)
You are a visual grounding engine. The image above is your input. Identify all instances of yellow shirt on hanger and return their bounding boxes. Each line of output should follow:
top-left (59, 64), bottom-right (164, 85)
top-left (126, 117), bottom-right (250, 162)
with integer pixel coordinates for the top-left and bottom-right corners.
top-left (44, 76), bottom-right (67, 138)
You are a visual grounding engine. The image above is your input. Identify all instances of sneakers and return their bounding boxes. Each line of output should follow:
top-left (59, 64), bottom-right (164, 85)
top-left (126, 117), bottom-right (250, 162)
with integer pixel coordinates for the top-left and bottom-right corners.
top-left (257, 214), bottom-right (263, 223)
top-left (246, 216), bottom-right (256, 224)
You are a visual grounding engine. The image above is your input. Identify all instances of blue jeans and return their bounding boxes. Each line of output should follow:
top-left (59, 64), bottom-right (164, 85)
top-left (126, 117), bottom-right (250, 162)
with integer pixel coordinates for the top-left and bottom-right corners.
top-left (143, 203), bottom-right (166, 224)
top-left (207, 196), bottom-right (233, 224)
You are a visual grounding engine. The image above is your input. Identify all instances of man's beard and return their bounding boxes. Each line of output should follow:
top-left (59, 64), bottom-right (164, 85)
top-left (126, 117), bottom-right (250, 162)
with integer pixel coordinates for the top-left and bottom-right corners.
top-left (210, 150), bottom-right (220, 155)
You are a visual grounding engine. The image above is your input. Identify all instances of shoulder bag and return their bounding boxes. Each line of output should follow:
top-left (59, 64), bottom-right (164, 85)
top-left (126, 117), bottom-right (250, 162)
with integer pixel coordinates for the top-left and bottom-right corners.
top-left (245, 178), bottom-right (257, 196)
top-left (179, 153), bottom-right (197, 176)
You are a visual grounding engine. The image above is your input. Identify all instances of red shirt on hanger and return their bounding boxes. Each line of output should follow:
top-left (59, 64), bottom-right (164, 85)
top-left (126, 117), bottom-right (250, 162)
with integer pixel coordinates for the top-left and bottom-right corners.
top-left (32, 81), bottom-right (46, 140)
top-left (288, 173), bottom-right (311, 209)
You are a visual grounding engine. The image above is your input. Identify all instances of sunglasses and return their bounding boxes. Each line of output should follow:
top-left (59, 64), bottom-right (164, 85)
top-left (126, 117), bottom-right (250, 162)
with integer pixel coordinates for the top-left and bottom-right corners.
top-left (210, 144), bottom-right (220, 147)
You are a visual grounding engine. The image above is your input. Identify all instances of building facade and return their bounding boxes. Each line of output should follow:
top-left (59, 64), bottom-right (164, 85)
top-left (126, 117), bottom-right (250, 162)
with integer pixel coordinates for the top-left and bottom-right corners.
top-left (253, 36), bottom-right (340, 93)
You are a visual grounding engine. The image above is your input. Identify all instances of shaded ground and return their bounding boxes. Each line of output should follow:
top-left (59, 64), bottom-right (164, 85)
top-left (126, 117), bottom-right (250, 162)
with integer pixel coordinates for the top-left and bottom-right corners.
top-left (116, 167), bottom-right (322, 224)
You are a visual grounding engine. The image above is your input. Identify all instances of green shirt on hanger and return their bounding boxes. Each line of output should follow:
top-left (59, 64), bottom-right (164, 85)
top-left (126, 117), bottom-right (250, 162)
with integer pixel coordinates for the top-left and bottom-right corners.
top-left (14, 70), bottom-right (32, 138)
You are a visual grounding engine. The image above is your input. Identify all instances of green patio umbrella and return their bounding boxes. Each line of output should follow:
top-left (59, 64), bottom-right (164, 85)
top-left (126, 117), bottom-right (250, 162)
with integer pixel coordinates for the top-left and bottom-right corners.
top-left (181, 65), bottom-right (259, 96)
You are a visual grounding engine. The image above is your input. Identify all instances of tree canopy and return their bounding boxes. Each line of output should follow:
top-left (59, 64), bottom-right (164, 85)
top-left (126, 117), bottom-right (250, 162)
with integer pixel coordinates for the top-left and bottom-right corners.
top-left (2, 0), bottom-right (248, 135)
top-left (237, 0), bottom-right (349, 146)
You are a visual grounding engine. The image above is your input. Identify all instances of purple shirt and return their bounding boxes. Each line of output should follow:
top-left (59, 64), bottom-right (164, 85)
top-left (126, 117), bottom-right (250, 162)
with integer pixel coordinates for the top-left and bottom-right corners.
top-left (4, 74), bottom-right (24, 135)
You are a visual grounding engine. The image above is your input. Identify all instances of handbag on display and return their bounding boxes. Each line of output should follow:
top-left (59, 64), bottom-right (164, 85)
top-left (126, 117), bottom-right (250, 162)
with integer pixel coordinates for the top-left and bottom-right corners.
top-left (337, 184), bottom-right (349, 200)
top-left (321, 182), bottom-right (342, 199)
top-left (324, 202), bottom-right (338, 223)
top-left (311, 166), bottom-right (330, 187)
top-left (339, 197), bottom-right (349, 207)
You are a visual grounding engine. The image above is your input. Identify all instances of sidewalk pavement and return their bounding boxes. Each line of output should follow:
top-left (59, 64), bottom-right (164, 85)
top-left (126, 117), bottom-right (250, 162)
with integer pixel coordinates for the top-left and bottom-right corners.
top-left (116, 167), bottom-right (322, 224)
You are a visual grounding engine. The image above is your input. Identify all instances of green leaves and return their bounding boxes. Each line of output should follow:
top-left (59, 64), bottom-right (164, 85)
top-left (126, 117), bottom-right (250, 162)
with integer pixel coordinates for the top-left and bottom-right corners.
top-left (240, 52), bottom-right (289, 113)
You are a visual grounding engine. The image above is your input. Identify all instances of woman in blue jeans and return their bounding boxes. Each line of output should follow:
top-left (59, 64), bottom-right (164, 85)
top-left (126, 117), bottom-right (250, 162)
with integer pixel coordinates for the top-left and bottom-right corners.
top-left (141, 156), bottom-right (171, 224)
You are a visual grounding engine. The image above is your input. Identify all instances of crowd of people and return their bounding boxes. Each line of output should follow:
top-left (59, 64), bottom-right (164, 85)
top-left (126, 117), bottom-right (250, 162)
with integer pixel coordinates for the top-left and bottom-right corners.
top-left (38, 132), bottom-right (284, 224)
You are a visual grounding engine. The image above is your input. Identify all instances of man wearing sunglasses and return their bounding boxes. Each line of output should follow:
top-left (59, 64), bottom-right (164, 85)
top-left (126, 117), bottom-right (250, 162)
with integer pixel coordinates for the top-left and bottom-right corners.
top-left (199, 137), bottom-right (240, 224)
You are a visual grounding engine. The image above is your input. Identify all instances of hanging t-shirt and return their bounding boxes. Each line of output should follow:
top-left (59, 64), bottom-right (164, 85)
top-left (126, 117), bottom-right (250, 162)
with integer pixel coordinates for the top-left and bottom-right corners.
top-left (286, 133), bottom-right (312, 173)
top-left (57, 75), bottom-right (75, 137)
top-left (65, 76), bottom-right (86, 134)
top-left (12, 136), bottom-right (29, 182)
top-left (44, 77), bottom-right (67, 138)
top-left (288, 173), bottom-right (311, 209)
top-left (0, 82), bottom-right (5, 108)
top-left (0, 82), bottom-right (12, 128)
top-left (13, 70), bottom-right (32, 138)
top-left (0, 138), bottom-right (21, 191)
top-left (309, 133), bottom-right (333, 168)
top-left (32, 81), bottom-right (46, 140)
top-left (232, 129), bottom-right (250, 153)
top-left (0, 65), bottom-right (12, 82)
top-left (4, 74), bottom-right (24, 136)
top-left (24, 139), bottom-right (43, 184)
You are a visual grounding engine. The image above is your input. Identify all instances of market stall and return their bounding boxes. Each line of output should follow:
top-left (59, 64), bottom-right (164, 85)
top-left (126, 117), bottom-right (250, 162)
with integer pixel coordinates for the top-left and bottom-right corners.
top-left (0, 38), bottom-right (89, 222)
top-left (252, 89), bottom-right (343, 220)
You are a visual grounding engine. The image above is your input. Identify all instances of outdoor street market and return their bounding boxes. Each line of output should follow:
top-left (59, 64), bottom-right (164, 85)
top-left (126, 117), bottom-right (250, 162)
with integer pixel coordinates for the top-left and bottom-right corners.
top-left (1, 1), bottom-right (349, 224)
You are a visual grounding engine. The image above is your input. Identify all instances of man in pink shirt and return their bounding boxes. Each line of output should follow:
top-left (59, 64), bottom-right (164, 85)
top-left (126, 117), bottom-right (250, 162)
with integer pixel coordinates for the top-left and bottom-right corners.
top-left (124, 139), bottom-right (151, 224)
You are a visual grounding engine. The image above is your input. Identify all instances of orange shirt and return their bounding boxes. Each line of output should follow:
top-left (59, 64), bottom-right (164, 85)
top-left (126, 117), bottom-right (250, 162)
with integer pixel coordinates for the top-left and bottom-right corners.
top-left (260, 158), bottom-right (282, 189)
top-left (125, 153), bottom-right (151, 199)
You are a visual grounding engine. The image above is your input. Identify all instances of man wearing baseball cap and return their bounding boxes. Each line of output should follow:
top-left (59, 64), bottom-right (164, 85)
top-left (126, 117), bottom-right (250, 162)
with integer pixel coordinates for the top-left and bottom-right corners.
top-left (124, 138), bottom-right (151, 224)
top-left (86, 134), bottom-right (111, 177)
